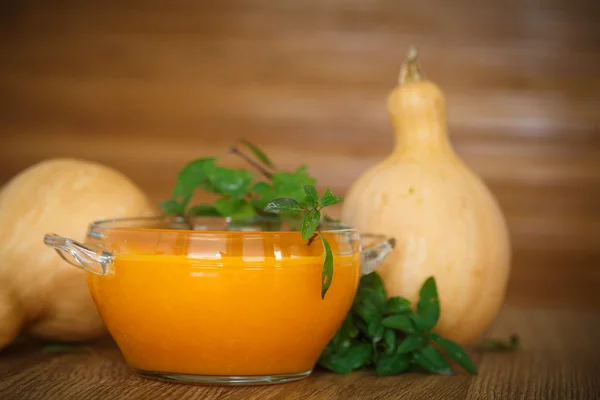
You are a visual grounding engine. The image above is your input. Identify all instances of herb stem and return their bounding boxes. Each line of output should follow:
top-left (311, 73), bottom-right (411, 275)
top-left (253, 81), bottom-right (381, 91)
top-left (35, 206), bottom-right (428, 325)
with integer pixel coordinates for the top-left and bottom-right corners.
top-left (230, 145), bottom-right (273, 179)
top-left (307, 231), bottom-right (319, 246)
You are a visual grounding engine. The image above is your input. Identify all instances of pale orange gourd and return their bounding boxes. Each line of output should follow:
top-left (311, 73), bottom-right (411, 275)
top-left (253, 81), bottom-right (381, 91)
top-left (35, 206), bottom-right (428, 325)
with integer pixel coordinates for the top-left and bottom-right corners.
top-left (342, 49), bottom-right (511, 345)
top-left (0, 159), bottom-right (156, 349)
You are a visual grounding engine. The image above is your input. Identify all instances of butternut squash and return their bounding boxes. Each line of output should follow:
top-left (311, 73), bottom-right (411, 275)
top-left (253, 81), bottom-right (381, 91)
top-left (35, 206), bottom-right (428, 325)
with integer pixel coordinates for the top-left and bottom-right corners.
top-left (0, 158), bottom-right (156, 349)
top-left (342, 48), bottom-right (511, 345)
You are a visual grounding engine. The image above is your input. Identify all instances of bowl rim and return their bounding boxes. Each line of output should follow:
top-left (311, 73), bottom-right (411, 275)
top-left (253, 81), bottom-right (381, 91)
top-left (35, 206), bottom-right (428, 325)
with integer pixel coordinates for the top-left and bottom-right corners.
top-left (88, 215), bottom-right (358, 237)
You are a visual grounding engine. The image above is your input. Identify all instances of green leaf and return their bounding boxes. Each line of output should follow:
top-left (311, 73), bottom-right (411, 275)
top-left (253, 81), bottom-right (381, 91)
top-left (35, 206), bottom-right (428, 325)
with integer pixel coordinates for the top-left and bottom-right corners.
top-left (264, 198), bottom-right (303, 214)
top-left (330, 333), bottom-right (351, 353)
top-left (204, 160), bottom-right (254, 198)
top-left (410, 314), bottom-right (431, 332)
top-left (320, 188), bottom-right (343, 207)
top-left (318, 344), bottom-right (372, 374)
top-left (430, 334), bottom-right (477, 374)
top-left (353, 287), bottom-right (386, 324)
top-left (272, 167), bottom-right (317, 202)
top-left (251, 182), bottom-right (278, 210)
top-left (416, 277), bottom-right (440, 331)
top-left (413, 344), bottom-right (454, 375)
top-left (320, 234), bottom-right (334, 299)
top-left (302, 209), bottom-right (321, 240)
top-left (215, 198), bottom-right (257, 220)
top-left (341, 313), bottom-right (359, 340)
top-left (42, 344), bottom-right (88, 354)
top-left (214, 197), bottom-right (241, 216)
top-left (358, 272), bottom-right (386, 295)
top-left (375, 353), bottom-right (411, 376)
top-left (383, 329), bottom-right (396, 355)
top-left (299, 195), bottom-right (317, 208)
top-left (386, 297), bottom-right (412, 315)
top-left (172, 157), bottom-right (216, 198)
top-left (327, 313), bottom-right (359, 355)
top-left (239, 139), bottom-right (274, 168)
top-left (382, 314), bottom-right (415, 334)
top-left (187, 204), bottom-right (220, 217)
top-left (233, 203), bottom-right (257, 220)
top-left (396, 334), bottom-right (425, 354)
top-left (159, 199), bottom-right (183, 215)
top-left (367, 319), bottom-right (384, 343)
top-left (353, 300), bottom-right (381, 325)
top-left (303, 184), bottom-right (319, 203)
top-left (320, 195), bottom-right (343, 207)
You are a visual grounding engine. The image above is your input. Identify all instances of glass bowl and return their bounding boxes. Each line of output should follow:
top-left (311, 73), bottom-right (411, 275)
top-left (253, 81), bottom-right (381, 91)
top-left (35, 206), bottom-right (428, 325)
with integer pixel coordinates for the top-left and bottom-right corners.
top-left (44, 216), bottom-right (394, 385)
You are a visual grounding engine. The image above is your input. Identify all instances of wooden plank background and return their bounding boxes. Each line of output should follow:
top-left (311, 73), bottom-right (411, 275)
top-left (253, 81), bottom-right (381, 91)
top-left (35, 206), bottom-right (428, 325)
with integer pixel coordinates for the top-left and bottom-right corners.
top-left (1, 0), bottom-right (599, 308)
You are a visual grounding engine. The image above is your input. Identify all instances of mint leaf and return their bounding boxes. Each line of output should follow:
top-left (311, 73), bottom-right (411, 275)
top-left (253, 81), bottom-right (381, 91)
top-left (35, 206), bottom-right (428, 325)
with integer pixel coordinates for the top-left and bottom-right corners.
top-left (367, 319), bottom-right (385, 343)
top-left (318, 273), bottom-right (470, 377)
top-left (251, 182), bottom-right (278, 210)
top-left (172, 157), bottom-right (216, 198)
top-left (215, 197), bottom-right (242, 216)
top-left (383, 329), bottom-right (396, 354)
top-left (215, 198), bottom-right (256, 220)
top-left (159, 199), bottom-right (184, 215)
top-left (430, 333), bottom-right (477, 374)
top-left (299, 195), bottom-right (317, 208)
top-left (320, 188), bottom-right (343, 207)
top-left (382, 314), bottom-right (415, 334)
top-left (410, 314), bottom-right (431, 332)
top-left (319, 343), bottom-right (372, 374)
top-left (357, 272), bottom-right (386, 295)
top-left (386, 297), bottom-right (412, 315)
top-left (396, 334), bottom-right (425, 354)
top-left (413, 344), bottom-right (453, 375)
top-left (301, 209), bottom-right (320, 240)
top-left (272, 167), bottom-right (316, 201)
top-left (320, 234), bottom-right (333, 299)
top-left (328, 314), bottom-right (357, 354)
top-left (204, 161), bottom-right (254, 198)
top-left (264, 198), bottom-right (302, 214)
top-left (353, 292), bottom-right (383, 324)
top-left (341, 313), bottom-right (359, 340)
top-left (375, 354), bottom-right (411, 376)
top-left (187, 204), bottom-right (220, 217)
top-left (303, 184), bottom-right (319, 203)
top-left (353, 287), bottom-right (386, 324)
top-left (416, 277), bottom-right (440, 331)
top-left (239, 139), bottom-right (274, 168)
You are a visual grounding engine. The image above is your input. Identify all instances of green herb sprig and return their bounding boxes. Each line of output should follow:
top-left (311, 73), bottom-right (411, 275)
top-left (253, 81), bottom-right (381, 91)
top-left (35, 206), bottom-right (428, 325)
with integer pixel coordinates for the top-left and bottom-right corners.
top-left (160, 140), bottom-right (342, 298)
top-left (318, 273), bottom-right (478, 376)
top-left (264, 186), bottom-right (342, 298)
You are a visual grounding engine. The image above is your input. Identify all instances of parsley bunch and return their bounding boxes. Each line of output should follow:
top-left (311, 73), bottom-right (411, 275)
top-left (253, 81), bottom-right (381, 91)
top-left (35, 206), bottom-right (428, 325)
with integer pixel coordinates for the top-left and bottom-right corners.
top-left (160, 140), bottom-right (341, 298)
top-left (318, 272), bottom-right (477, 376)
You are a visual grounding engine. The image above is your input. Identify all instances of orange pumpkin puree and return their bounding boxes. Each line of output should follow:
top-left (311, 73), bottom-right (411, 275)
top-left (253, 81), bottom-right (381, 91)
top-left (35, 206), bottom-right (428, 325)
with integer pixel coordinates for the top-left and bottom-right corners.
top-left (88, 246), bottom-right (360, 376)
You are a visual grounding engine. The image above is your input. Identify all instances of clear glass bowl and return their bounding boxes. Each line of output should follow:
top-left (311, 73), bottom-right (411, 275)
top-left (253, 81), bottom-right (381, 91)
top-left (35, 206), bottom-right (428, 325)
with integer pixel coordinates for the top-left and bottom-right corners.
top-left (44, 216), bottom-right (394, 385)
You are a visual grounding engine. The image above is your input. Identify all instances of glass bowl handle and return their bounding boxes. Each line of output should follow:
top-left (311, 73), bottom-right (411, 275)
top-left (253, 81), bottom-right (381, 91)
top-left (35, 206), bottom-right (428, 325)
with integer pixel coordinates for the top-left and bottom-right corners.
top-left (360, 234), bottom-right (396, 275)
top-left (43, 233), bottom-right (113, 276)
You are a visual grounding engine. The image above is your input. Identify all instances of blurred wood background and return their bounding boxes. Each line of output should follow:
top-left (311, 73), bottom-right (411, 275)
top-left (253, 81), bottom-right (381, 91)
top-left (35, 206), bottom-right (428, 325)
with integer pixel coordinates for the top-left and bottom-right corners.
top-left (1, 0), bottom-right (599, 308)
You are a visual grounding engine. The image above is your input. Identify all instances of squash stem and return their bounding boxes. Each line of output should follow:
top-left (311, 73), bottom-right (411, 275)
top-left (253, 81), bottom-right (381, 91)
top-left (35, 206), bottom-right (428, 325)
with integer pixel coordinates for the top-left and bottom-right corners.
top-left (398, 46), bottom-right (423, 84)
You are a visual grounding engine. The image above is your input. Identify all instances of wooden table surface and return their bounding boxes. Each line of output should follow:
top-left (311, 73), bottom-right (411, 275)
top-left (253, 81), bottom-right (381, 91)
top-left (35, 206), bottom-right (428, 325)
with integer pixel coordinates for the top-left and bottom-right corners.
top-left (1, 307), bottom-right (598, 400)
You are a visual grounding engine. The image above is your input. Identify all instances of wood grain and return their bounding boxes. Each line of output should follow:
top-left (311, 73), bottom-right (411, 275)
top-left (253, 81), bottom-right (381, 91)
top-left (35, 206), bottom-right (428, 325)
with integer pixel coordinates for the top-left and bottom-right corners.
top-left (1, 1), bottom-right (599, 308)
top-left (1, 307), bottom-right (598, 400)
